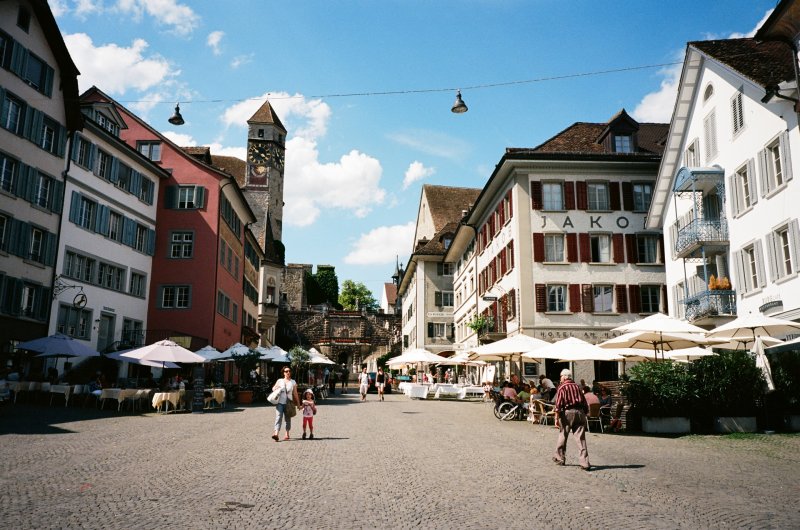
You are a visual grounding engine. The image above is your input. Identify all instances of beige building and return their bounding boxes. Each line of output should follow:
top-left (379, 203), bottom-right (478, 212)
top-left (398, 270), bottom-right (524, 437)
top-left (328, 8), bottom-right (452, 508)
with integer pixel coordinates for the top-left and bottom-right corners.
top-left (446, 111), bottom-right (669, 382)
top-left (0, 0), bottom-right (81, 356)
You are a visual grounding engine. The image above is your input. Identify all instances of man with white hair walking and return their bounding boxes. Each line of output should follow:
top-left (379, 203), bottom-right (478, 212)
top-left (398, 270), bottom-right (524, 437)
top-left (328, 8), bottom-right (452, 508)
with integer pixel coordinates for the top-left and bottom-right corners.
top-left (552, 368), bottom-right (591, 471)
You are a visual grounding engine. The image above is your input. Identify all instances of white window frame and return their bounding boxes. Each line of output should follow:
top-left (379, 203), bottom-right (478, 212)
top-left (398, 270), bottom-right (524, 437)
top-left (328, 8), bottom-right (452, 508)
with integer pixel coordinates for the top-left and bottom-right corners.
top-left (542, 181), bottom-right (564, 211)
top-left (587, 182), bottom-right (609, 211)
top-left (546, 284), bottom-right (566, 312)
top-left (544, 234), bottom-right (565, 262)
top-left (589, 233), bottom-right (611, 263)
top-left (593, 285), bottom-right (613, 313)
top-left (632, 182), bottom-right (653, 212)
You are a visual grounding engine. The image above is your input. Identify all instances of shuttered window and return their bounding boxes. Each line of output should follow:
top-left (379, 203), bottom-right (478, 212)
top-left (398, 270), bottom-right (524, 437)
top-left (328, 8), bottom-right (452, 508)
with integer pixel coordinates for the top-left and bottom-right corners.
top-left (703, 110), bottom-right (718, 162)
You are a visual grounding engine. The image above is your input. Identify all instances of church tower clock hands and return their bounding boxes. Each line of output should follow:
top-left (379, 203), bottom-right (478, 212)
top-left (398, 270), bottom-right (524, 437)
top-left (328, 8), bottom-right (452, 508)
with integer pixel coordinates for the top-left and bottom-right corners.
top-left (244, 99), bottom-right (287, 242)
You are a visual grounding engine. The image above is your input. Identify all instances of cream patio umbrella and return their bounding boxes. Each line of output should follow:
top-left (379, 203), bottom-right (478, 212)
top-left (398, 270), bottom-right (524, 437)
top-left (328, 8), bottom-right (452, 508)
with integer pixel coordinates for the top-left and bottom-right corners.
top-left (612, 312), bottom-right (708, 335)
top-left (472, 334), bottom-right (550, 382)
top-left (707, 313), bottom-right (800, 343)
top-left (599, 330), bottom-right (726, 360)
top-left (662, 346), bottom-right (717, 362)
top-left (120, 340), bottom-right (206, 365)
top-left (525, 337), bottom-right (626, 362)
top-left (752, 337), bottom-right (775, 391)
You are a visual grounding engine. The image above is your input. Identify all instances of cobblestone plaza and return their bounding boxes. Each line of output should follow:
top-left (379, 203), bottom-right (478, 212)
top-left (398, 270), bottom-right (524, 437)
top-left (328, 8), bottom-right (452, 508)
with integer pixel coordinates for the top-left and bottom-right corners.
top-left (1, 393), bottom-right (798, 529)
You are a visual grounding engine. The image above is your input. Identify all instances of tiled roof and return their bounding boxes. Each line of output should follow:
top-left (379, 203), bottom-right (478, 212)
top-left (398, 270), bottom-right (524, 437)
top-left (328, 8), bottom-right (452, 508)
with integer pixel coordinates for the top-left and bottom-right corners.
top-left (183, 146), bottom-right (212, 164)
top-left (383, 283), bottom-right (398, 306)
top-left (423, 185), bottom-right (481, 232)
top-left (415, 221), bottom-right (459, 255)
top-left (531, 120), bottom-right (668, 155)
top-left (210, 154), bottom-right (247, 188)
top-left (247, 100), bottom-right (287, 132)
top-left (691, 38), bottom-right (794, 89)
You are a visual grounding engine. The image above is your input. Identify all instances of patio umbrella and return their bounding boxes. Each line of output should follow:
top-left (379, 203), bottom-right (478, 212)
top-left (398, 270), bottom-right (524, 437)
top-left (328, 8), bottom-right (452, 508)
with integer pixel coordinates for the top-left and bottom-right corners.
top-left (599, 330), bottom-right (725, 360)
top-left (612, 313), bottom-right (708, 335)
top-left (120, 340), bottom-right (206, 365)
top-left (469, 334), bottom-right (549, 361)
top-left (17, 332), bottom-right (101, 358)
top-left (526, 337), bottom-right (625, 362)
top-left (308, 351), bottom-right (336, 365)
top-left (195, 345), bottom-right (227, 362)
top-left (386, 348), bottom-right (449, 366)
top-left (712, 336), bottom-right (784, 351)
top-left (259, 345), bottom-right (289, 363)
top-left (752, 337), bottom-right (775, 391)
top-left (106, 350), bottom-right (180, 369)
top-left (707, 313), bottom-right (800, 342)
top-left (662, 346), bottom-right (717, 362)
top-left (765, 335), bottom-right (800, 354)
top-left (220, 342), bottom-right (254, 359)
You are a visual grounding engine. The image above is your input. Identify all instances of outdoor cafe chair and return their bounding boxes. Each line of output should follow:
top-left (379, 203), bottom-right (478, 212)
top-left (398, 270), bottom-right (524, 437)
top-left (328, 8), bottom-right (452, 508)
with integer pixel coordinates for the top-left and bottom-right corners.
top-left (534, 400), bottom-right (556, 426)
top-left (586, 402), bottom-right (603, 433)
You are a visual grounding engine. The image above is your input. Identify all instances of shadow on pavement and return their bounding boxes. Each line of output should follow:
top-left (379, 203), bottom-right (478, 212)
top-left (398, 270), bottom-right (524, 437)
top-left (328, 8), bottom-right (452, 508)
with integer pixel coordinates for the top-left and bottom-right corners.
top-left (586, 464), bottom-right (645, 470)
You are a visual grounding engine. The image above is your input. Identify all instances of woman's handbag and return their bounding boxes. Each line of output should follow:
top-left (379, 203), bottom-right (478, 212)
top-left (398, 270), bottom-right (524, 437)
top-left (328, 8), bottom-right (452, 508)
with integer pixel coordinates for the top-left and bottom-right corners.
top-left (267, 389), bottom-right (281, 405)
top-left (285, 400), bottom-right (297, 418)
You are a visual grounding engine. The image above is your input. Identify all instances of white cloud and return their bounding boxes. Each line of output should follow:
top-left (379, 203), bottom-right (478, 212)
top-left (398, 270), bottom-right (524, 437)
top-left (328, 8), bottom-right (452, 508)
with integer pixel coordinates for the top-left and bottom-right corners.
top-left (206, 31), bottom-right (224, 56)
top-left (222, 92), bottom-right (331, 140)
top-left (285, 137), bottom-right (385, 226)
top-left (231, 54), bottom-right (253, 69)
top-left (632, 9), bottom-right (775, 123)
top-left (162, 131), bottom-right (196, 146)
top-left (402, 161), bottom-right (435, 190)
top-left (344, 222), bottom-right (416, 266)
top-left (64, 33), bottom-right (175, 95)
top-left (50, 0), bottom-right (70, 17)
top-left (209, 142), bottom-right (246, 160)
top-left (387, 129), bottom-right (470, 161)
top-left (115, 0), bottom-right (200, 35)
top-left (74, 0), bottom-right (103, 17)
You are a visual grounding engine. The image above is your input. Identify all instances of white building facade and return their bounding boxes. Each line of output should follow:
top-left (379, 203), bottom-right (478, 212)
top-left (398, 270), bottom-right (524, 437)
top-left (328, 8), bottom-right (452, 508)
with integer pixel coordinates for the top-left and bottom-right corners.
top-left (647, 34), bottom-right (800, 327)
top-left (50, 99), bottom-right (168, 372)
top-left (448, 112), bottom-right (668, 381)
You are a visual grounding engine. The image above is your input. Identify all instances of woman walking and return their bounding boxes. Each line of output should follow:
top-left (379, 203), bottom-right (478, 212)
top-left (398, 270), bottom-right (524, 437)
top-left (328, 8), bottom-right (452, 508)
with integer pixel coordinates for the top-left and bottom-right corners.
top-left (376, 367), bottom-right (386, 401)
top-left (358, 367), bottom-right (370, 402)
top-left (272, 367), bottom-right (300, 442)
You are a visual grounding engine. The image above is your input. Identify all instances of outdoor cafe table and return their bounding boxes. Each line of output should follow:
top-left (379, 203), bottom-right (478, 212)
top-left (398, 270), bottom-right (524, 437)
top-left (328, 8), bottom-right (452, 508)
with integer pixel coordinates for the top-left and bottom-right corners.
top-left (407, 383), bottom-right (430, 399)
top-left (99, 388), bottom-right (139, 411)
top-left (433, 383), bottom-right (460, 398)
top-left (205, 388), bottom-right (225, 408)
top-left (457, 385), bottom-right (485, 399)
top-left (49, 384), bottom-right (72, 406)
top-left (10, 381), bottom-right (47, 403)
top-left (152, 391), bottom-right (181, 413)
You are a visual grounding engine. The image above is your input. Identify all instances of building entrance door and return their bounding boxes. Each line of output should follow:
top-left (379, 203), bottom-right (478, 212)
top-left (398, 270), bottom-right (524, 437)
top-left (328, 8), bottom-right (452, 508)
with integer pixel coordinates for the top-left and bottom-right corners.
top-left (97, 314), bottom-right (115, 353)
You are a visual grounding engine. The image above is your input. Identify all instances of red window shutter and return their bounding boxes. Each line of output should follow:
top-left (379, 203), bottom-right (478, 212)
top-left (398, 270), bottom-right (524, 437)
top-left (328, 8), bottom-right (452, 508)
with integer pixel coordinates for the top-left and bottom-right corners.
top-left (507, 190), bottom-right (513, 218)
top-left (662, 284), bottom-right (668, 313)
top-left (622, 182), bottom-right (634, 211)
top-left (615, 285), bottom-right (628, 313)
top-left (628, 285), bottom-right (641, 313)
top-left (535, 284), bottom-right (547, 312)
top-left (581, 284), bottom-right (593, 312)
top-left (488, 217), bottom-right (495, 239)
top-left (564, 181), bottom-right (576, 210)
top-left (533, 233), bottom-right (545, 262)
top-left (626, 234), bottom-right (638, 264)
top-left (576, 181), bottom-right (588, 210)
top-left (613, 234), bottom-right (625, 264)
top-left (566, 233), bottom-right (578, 262)
top-left (501, 251), bottom-right (507, 275)
top-left (579, 233), bottom-right (590, 263)
top-left (569, 284), bottom-right (581, 313)
top-left (498, 204), bottom-right (505, 228)
top-left (508, 241), bottom-right (515, 270)
top-left (509, 289), bottom-right (516, 318)
top-left (609, 182), bottom-right (621, 211)
top-left (531, 181), bottom-right (543, 210)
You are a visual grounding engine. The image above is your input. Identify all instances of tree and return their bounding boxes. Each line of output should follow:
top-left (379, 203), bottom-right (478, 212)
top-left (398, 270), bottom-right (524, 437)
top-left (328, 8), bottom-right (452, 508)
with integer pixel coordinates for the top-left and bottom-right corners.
top-left (315, 265), bottom-right (339, 306)
top-left (338, 280), bottom-right (378, 311)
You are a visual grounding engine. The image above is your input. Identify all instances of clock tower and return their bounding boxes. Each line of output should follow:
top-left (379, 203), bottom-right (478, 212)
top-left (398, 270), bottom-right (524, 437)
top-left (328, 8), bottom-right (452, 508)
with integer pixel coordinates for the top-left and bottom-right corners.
top-left (245, 100), bottom-right (286, 241)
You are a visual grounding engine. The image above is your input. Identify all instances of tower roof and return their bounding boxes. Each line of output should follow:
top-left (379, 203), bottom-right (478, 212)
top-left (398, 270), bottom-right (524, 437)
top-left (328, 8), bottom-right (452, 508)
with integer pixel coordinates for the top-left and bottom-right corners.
top-left (247, 100), bottom-right (287, 132)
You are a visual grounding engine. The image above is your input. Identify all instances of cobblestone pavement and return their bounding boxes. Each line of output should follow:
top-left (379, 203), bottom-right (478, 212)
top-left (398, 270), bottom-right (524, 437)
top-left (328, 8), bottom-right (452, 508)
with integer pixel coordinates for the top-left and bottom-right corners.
top-left (1, 391), bottom-right (799, 529)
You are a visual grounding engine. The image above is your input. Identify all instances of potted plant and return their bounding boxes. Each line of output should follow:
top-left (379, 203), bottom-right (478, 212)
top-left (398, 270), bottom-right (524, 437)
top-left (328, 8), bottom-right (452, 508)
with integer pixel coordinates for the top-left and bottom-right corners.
top-left (231, 349), bottom-right (261, 404)
top-left (623, 360), bottom-right (696, 434)
top-left (466, 315), bottom-right (494, 335)
top-left (689, 350), bottom-right (765, 433)
top-left (288, 346), bottom-right (311, 392)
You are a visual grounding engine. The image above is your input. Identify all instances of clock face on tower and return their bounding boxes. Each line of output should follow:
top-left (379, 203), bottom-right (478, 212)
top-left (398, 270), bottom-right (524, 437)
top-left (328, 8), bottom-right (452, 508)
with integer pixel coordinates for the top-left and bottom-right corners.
top-left (248, 142), bottom-right (271, 164)
top-left (269, 144), bottom-right (284, 170)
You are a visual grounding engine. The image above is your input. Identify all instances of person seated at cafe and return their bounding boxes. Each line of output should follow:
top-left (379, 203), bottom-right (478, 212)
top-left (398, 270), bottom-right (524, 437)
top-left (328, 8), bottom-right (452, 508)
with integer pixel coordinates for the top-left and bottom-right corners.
top-left (89, 371), bottom-right (106, 397)
top-left (501, 381), bottom-right (520, 403)
top-left (591, 380), bottom-right (601, 394)
top-left (510, 374), bottom-right (523, 392)
top-left (539, 375), bottom-right (556, 400)
top-left (584, 387), bottom-right (600, 407)
top-left (47, 367), bottom-right (59, 384)
top-left (599, 387), bottom-right (612, 407)
top-left (529, 385), bottom-right (543, 402)
top-left (517, 383), bottom-right (532, 408)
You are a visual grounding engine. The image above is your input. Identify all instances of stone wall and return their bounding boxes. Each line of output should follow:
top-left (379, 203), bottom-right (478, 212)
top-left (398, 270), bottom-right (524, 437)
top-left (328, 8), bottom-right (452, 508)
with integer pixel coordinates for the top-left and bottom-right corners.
top-left (282, 263), bottom-right (311, 310)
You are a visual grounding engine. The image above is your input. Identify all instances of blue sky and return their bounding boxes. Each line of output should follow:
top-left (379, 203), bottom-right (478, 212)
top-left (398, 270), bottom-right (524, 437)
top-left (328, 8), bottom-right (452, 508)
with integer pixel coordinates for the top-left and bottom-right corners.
top-left (51, 0), bottom-right (774, 297)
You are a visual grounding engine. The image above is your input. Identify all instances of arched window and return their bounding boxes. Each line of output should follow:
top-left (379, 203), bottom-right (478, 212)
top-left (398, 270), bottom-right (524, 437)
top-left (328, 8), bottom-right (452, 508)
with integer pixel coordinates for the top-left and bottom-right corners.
top-left (703, 84), bottom-right (714, 102)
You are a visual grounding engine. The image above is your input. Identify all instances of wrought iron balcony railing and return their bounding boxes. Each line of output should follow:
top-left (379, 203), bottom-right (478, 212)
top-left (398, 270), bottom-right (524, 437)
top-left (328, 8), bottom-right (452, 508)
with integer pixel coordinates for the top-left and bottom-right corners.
top-left (674, 218), bottom-right (729, 258)
top-left (683, 289), bottom-right (736, 322)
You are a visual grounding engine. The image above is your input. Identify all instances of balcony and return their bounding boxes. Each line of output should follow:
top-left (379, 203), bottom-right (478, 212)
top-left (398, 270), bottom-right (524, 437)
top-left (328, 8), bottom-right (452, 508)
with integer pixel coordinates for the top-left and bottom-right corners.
top-left (259, 302), bottom-right (280, 331)
top-left (673, 166), bottom-right (724, 194)
top-left (683, 289), bottom-right (736, 322)
top-left (674, 218), bottom-right (729, 259)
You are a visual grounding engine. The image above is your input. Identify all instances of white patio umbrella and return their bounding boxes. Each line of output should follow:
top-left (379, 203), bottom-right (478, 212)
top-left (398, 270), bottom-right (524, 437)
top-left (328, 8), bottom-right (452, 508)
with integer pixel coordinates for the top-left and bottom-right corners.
top-left (308, 350), bottom-right (336, 365)
top-left (386, 348), bottom-right (449, 366)
top-left (526, 337), bottom-right (625, 362)
top-left (220, 342), bottom-right (254, 359)
top-left (662, 346), bottom-right (717, 362)
top-left (612, 313), bottom-right (708, 335)
top-left (765, 335), bottom-right (800, 354)
top-left (599, 330), bottom-right (725, 360)
top-left (18, 332), bottom-right (101, 358)
top-left (752, 337), bottom-right (775, 391)
top-left (469, 334), bottom-right (549, 361)
top-left (194, 345), bottom-right (227, 362)
top-left (712, 336), bottom-right (784, 351)
top-left (259, 345), bottom-right (289, 363)
top-left (120, 340), bottom-right (206, 365)
top-left (106, 350), bottom-right (180, 369)
top-left (707, 313), bottom-right (800, 342)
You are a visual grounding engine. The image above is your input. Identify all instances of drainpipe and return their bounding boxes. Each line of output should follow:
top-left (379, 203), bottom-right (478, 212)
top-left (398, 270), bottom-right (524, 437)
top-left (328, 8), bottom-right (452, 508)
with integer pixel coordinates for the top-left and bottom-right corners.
top-left (212, 178), bottom-right (237, 349)
top-left (47, 131), bottom-right (74, 332)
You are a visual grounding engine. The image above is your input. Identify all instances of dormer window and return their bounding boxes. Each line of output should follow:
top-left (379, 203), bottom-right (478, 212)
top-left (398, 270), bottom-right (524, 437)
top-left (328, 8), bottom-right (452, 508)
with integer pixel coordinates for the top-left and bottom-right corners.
top-left (615, 135), bottom-right (633, 153)
top-left (17, 7), bottom-right (31, 32)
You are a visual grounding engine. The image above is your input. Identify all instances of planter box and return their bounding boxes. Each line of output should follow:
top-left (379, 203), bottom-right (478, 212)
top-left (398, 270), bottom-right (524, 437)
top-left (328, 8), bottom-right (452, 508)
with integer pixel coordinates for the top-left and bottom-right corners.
top-left (642, 416), bottom-right (691, 434)
top-left (236, 390), bottom-right (254, 405)
top-left (713, 416), bottom-right (757, 433)
top-left (784, 415), bottom-right (800, 432)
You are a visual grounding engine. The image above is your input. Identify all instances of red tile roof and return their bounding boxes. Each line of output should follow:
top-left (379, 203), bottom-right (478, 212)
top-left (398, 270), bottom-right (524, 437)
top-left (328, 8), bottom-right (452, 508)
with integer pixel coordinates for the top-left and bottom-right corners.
top-left (691, 38), bottom-right (795, 89)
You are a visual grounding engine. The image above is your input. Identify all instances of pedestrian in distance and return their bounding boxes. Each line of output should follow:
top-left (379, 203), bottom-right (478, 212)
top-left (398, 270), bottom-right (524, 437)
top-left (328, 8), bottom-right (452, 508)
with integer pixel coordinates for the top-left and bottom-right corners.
top-left (376, 367), bottom-right (386, 401)
top-left (301, 389), bottom-right (317, 440)
top-left (358, 367), bottom-right (370, 402)
top-left (272, 367), bottom-right (300, 442)
top-left (340, 364), bottom-right (348, 394)
top-left (552, 369), bottom-right (591, 471)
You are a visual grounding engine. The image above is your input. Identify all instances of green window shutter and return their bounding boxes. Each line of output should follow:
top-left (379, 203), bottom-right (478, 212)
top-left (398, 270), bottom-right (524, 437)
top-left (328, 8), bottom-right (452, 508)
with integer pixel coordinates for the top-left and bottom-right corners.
top-left (87, 143), bottom-right (96, 170)
top-left (122, 217), bottom-right (135, 247)
top-left (94, 204), bottom-right (108, 234)
top-left (68, 190), bottom-right (81, 224)
top-left (165, 185), bottom-right (177, 209)
top-left (129, 170), bottom-right (142, 195)
top-left (24, 108), bottom-right (42, 141)
top-left (146, 228), bottom-right (156, 256)
top-left (427, 322), bottom-right (434, 337)
top-left (43, 65), bottom-right (54, 97)
top-left (109, 156), bottom-right (119, 183)
top-left (434, 292), bottom-right (442, 306)
top-left (10, 41), bottom-right (27, 75)
top-left (15, 221), bottom-right (32, 259)
top-left (56, 125), bottom-right (67, 157)
top-left (70, 133), bottom-right (81, 162)
top-left (50, 179), bottom-right (63, 213)
top-left (36, 287), bottom-right (50, 320)
top-left (195, 186), bottom-right (206, 208)
top-left (43, 231), bottom-right (57, 266)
